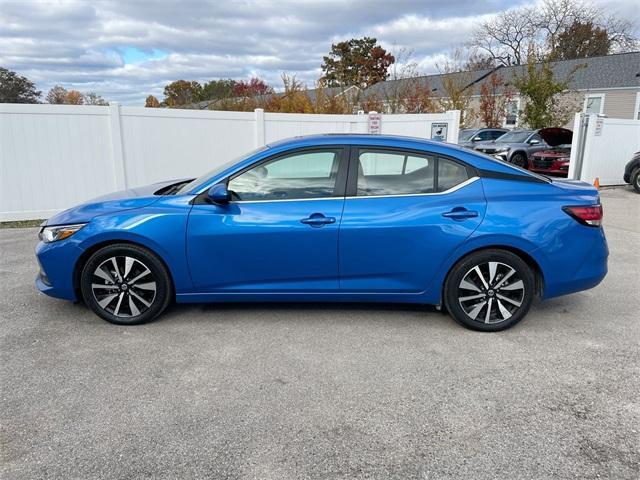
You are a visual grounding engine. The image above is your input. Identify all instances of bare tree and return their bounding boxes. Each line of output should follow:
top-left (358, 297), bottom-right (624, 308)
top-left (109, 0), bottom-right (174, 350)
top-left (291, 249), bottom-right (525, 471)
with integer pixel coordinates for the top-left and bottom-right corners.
top-left (85, 92), bottom-right (108, 105)
top-left (436, 50), bottom-right (476, 126)
top-left (472, 0), bottom-right (638, 63)
top-left (471, 8), bottom-right (539, 66)
top-left (46, 85), bottom-right (68, 104)
top-left (374, 47), bottom-right (422, 113)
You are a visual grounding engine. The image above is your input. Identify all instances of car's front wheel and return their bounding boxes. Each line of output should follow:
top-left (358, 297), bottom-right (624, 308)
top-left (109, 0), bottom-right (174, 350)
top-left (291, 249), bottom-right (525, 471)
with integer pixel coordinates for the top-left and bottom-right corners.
top-left (80, 243), bottom-right (172, 325)
top-left (444, 249), bottom-right (535, 332)
top-left (510, 152), bottom-right (528, 168)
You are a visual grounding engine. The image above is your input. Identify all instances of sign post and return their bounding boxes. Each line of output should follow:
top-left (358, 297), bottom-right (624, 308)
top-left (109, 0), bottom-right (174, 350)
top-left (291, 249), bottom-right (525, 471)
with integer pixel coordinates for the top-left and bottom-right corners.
top-left (368, 112), bottom-right (382, 134)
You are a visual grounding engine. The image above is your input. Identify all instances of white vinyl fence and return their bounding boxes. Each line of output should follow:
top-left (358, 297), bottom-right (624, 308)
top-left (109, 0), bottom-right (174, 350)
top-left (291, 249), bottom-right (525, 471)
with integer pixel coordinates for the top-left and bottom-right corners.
top-left (0, 104), bottom-right (460, 221)
top-left (568, 113), bottom-right (640, 186)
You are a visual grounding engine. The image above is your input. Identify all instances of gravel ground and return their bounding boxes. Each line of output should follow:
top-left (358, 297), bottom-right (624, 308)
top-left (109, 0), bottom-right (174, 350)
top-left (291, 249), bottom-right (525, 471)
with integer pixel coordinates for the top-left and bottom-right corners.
top-left (1, 186), bottom-right (639, 480)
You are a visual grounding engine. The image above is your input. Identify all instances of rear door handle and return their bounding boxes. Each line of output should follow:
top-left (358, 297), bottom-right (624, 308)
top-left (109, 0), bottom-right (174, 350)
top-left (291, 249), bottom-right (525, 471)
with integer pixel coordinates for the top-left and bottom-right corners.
top-left (300, 213), bottom-right (336, 227)
top-left (442, 208), bottom-right (479, 220)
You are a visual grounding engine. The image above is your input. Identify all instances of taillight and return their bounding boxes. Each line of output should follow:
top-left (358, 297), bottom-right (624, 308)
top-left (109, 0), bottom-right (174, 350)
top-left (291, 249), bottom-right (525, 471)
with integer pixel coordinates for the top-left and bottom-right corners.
top-left (562, 204), bottom-right (603, 227)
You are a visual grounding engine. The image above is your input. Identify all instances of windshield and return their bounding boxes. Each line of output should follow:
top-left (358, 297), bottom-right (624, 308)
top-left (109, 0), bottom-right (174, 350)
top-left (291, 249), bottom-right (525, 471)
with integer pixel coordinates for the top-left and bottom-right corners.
top-left (176, 145), bottom-right (269, 194)
top-left (495, 131), bottom-right (532, 143)
top-left (458, 129), bottom-right (477, 141)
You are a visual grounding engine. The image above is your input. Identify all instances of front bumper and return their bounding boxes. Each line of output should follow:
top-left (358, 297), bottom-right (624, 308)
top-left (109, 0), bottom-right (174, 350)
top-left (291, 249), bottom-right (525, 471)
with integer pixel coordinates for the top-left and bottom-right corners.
top-left (35, 239), bottom-right (84, 301)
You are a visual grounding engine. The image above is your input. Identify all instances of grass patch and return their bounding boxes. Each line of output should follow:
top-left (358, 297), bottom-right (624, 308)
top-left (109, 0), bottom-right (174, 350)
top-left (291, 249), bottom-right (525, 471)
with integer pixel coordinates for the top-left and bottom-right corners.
top-left (0, 220), bottom-right (44, 229)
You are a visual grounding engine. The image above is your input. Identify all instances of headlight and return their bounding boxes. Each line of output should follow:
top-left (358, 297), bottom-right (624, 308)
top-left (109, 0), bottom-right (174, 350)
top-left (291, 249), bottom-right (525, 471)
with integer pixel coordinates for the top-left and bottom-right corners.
top-left (39, 224), bottom-right (86, 243)
top-left (495, 146), bottom-right (511, 153)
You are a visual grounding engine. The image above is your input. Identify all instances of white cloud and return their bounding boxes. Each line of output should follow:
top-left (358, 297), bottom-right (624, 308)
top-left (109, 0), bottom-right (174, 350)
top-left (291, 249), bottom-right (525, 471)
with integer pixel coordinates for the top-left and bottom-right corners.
top-left (0, 0), bottom-right (637, 105)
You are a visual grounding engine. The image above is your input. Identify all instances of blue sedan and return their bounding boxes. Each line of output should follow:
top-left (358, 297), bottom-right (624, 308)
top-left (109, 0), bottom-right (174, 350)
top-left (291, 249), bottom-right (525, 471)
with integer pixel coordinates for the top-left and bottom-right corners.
top-left (35, 134), bottom-right (608, 331)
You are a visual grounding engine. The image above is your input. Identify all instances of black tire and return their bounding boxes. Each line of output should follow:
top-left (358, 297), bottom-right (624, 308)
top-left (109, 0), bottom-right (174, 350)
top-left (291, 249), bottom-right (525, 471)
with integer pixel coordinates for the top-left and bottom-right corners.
top-left (632, 167), bottom-right (640, 193)
top-left (80, 243), bottom-right (172, 325)
top-left (510, 152), bottom-right (528, 169)
top-left (444, 249), bottom-right (535, 332)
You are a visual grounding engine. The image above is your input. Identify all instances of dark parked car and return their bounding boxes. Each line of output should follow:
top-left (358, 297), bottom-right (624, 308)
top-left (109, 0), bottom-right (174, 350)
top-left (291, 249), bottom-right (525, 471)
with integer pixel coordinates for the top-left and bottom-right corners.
top-left (623, 151), bottom-right (640, 192)
top-left (529, 128), bottom-right (574, 177)
top-left (457, 128), bottom-right (509, 148)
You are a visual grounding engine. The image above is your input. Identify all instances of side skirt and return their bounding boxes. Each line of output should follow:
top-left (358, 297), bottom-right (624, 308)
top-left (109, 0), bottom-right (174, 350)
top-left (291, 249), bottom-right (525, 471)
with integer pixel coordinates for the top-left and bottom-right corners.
top-left (176, 291), bottom-right (436, 305)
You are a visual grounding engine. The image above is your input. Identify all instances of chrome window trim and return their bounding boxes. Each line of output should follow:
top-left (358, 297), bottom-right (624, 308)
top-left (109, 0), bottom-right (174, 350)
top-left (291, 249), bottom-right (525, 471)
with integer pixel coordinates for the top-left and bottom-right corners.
top-left (345, 176), bottom-right (478, 200)
top-left (229, 177), bottom-right (479, 204)
top-left (231, 196), bottom-right (342, 204)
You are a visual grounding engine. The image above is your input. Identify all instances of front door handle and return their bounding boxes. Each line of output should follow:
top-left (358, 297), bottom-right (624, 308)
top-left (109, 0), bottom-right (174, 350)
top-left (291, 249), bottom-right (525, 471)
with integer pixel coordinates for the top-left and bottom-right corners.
top-left (442, 207), bottom-right (479, 220)
top-left (300, 213), bottom-right (336, 227)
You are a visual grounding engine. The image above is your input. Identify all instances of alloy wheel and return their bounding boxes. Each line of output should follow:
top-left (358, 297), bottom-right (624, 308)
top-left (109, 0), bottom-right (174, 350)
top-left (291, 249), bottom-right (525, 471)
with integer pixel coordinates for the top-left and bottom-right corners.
top-left (457, 261), bottom-right (525, 324)
top-left (511, 154), bottom-right (527, 168)
top-left (91, 256), bottom-right (157, 317)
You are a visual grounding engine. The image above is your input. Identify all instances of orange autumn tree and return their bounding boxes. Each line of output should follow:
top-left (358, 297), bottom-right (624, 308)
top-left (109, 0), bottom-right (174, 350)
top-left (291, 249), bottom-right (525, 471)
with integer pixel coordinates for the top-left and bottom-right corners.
top-left (401, 79), bottom-right (437, 113)
top-left (65, 90), bottom-right (85, 105)
top-left (478, 71), bottom-right (513, 128)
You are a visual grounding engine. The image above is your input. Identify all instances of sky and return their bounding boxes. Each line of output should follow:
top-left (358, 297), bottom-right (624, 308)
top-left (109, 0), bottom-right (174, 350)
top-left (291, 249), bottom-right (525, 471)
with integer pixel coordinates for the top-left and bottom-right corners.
top-left (1, 0), bottom-right (637, 105)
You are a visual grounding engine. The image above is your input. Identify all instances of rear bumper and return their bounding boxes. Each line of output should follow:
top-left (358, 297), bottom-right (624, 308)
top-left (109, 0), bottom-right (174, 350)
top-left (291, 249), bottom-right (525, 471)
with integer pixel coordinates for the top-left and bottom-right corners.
top-left (543, 228), bottom-right (609, 299)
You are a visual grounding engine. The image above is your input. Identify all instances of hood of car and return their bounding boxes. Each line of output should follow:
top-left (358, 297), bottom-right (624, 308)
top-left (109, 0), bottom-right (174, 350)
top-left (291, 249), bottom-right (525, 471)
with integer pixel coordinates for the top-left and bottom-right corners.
top-left (474, 141), bottom-right (524, 151)
top-left (538, 128), bottom-right (572, 147)
top-left (44, 179), bottom-right (187, 226)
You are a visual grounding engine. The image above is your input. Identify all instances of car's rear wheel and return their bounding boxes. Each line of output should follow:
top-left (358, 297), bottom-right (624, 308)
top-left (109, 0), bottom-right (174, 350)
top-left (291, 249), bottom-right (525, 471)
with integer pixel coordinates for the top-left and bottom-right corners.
top-left (632, 167), bottom-right (640, 193)
top-left (444, 249), bottom-right (535, 332)
top-left (511, 152), bottom-right (528, 169)
top-left (80, 244), bottom-right (172, 325)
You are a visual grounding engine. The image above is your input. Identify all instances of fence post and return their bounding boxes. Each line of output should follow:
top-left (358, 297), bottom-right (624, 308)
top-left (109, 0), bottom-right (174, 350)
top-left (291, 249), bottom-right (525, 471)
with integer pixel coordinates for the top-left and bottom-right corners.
top-left (108, 102), bottom-right (127, 189)
top-left (446, 110), bottom-right (461, 143)
top-left (254, 108), bottom-right (265, 147)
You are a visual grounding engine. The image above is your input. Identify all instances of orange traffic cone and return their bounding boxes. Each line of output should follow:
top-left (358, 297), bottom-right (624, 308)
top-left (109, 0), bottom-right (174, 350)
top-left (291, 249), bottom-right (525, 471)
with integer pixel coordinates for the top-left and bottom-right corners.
top-left (593, 177), bottom-right (600, 189)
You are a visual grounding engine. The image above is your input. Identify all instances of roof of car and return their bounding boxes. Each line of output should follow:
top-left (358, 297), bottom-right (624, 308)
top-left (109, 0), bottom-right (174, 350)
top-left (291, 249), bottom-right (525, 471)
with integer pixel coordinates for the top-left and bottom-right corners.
top-left (266, 133), bottom-right (450, 149)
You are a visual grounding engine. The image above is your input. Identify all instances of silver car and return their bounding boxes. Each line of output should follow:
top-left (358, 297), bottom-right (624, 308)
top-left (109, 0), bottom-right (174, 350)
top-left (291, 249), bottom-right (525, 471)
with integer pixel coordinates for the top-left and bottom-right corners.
top-left (473, 130), bottom-right (549, 168)
top-left (457, 128), bottom-right (509, 149)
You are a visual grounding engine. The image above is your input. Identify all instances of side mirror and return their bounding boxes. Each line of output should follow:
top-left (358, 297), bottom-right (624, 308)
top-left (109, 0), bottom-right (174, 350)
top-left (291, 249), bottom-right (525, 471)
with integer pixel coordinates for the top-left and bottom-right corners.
top-left (473, 136), bottom-right (482, 142)
top-left (207, 183), bottom-right (230, 205)
top-left (529, 139), bottom-right (540, 145)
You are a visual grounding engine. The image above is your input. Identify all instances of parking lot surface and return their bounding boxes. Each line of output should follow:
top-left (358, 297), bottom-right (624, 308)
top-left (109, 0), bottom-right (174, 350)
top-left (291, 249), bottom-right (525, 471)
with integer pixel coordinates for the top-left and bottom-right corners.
top-left (1, 187), bottom-right (639, 479)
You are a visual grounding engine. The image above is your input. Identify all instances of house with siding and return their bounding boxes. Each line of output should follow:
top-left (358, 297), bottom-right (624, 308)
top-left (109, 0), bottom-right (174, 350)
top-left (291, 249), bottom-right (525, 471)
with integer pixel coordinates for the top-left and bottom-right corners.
top-left (187, 52), bottom-right (640, 127)
top-left (365, 51), bottom-right (640, 127)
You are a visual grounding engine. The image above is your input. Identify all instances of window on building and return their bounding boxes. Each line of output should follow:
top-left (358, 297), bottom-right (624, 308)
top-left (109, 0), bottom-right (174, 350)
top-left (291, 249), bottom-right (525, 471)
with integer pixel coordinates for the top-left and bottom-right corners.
top-left (505, 100), bottom-right (519, 127)
top-left (583, 94), bottom-right (605, 115)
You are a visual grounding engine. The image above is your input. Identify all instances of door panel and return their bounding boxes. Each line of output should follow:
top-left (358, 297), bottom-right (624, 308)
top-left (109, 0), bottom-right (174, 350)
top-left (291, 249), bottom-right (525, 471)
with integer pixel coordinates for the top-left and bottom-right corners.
top-left (187, 199), bottom-right (344, 292)
top-left (186, 146), bottom-right (348, 293)
top-left (339, 148), bottom-right (486, 293)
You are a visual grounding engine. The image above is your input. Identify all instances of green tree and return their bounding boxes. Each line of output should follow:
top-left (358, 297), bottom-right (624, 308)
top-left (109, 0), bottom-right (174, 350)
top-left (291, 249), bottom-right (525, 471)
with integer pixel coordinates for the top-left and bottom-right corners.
top-left (200, 79), bottom-right (237, 101)
top-left (552, 21), bottom-right (611, 60)
top-left (321, 37), bottom-right (395, 88)
top-left (512, 52), bottom-right (581, 128)
top-left (163, 80), bottom-right (202, 107)
top-left (0, 67), bottom-right (41, 103)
